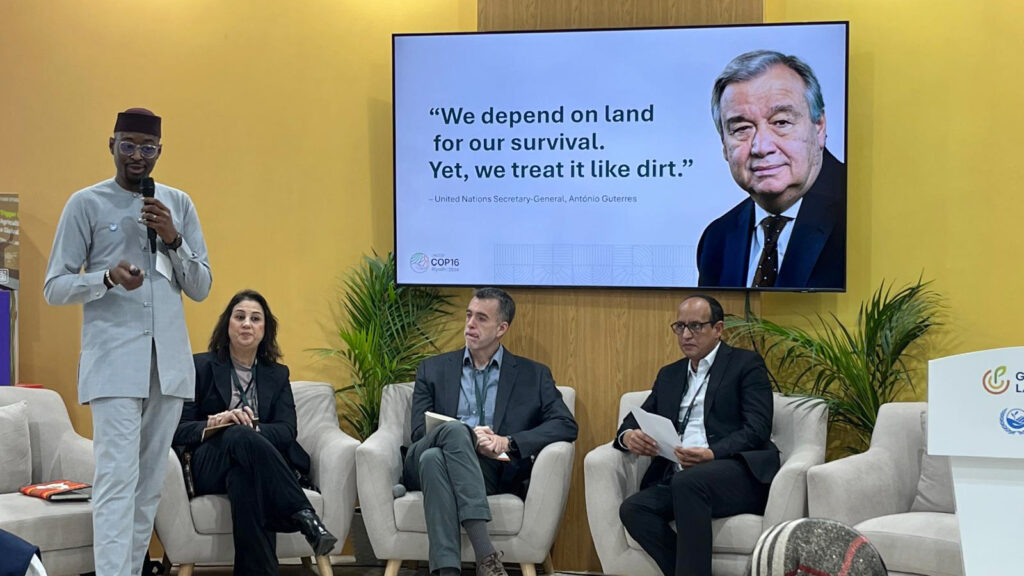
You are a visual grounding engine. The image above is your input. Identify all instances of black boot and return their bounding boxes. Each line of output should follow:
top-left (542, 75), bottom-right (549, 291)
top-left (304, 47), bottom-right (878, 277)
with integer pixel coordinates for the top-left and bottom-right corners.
top-left (292, 508), bottom-right (338, 556)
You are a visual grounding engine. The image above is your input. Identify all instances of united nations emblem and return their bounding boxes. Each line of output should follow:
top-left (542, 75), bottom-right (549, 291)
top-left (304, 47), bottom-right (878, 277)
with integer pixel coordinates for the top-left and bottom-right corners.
top-left (999, 408), bottom-right (1024, 435)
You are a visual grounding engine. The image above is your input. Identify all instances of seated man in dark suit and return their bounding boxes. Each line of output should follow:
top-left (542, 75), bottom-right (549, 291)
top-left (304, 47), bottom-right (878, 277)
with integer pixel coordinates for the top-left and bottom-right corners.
top-left (403, 287), bottom-right (578, 576)
top-left (616, 295), bottom-right (778, 576)
top-left (697, 50), bottom-right (846, 290)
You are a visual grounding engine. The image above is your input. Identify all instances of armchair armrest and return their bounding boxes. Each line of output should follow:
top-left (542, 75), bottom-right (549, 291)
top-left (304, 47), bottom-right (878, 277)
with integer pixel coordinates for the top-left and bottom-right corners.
top-left (55, 432), bottom-right (94, 482)
top-left (584, 442), bottom-right (644, 561)
top-left (519, 440), bottom-right (574, 555)
top-left (355, 426), bottom-right (405, 549)
top-left (154, 448), bottom-right (199, 561)
top-left (808, 448), bottom-right (912, 526)
top-left (761, 443), bottom-right (823, 528)
top-left (308, 426), bottom-right (360, 552)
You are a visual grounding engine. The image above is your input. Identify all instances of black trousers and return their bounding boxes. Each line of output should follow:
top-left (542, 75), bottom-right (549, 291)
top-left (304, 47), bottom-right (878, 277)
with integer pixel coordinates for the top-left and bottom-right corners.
top-left (192, 425), bottom-right (312, 576)
top-left (619, 458), bottom-right (770, 576)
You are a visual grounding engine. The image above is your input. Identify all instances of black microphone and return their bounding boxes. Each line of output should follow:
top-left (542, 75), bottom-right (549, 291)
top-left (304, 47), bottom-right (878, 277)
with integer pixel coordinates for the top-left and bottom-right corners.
top-left (140, 177), bottom-right (156, 253)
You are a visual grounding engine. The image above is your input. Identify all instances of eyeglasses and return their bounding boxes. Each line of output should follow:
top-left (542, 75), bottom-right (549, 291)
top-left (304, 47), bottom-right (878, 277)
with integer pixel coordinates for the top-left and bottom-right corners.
top-left (670, 321), bottom-right (713, 335)
top-left (117, 141), bottom-right (160, 159)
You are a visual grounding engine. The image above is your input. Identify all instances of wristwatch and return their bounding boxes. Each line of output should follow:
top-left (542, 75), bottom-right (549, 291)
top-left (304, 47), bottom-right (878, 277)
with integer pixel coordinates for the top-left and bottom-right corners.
top-left (506, 435), bottom-right (520, 458)
top-left (165, 234), bottom-right (183, 251)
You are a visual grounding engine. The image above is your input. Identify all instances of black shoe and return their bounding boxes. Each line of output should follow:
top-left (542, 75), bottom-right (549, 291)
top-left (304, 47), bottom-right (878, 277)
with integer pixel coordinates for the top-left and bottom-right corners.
top-left (292, 508), bottom-right (338, 556)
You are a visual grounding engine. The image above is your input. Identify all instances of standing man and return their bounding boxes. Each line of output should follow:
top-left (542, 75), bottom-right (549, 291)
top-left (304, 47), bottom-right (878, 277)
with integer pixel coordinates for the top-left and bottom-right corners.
top-left (616, 295), bottom-right (777, 576)
top-left (697, 50), bottom-right (846, 290)
top-left (403, 287), bottom-right (578, 576)
top-left (44, 108), bottom-right (212, 576)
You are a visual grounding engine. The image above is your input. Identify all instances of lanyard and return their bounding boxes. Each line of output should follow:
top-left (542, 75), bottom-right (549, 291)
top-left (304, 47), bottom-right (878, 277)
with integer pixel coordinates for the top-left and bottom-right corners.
top-left (229, 363), bottom-right (257, 414)
top-left (678, 374), bottom-right (708, 437)
top-left (474, 364), bottom-right (492, 427)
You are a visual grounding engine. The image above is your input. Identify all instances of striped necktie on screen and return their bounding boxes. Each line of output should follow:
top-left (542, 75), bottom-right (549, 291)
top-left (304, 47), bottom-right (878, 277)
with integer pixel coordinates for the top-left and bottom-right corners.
top-left (752, 215), bottom-right (791, 287)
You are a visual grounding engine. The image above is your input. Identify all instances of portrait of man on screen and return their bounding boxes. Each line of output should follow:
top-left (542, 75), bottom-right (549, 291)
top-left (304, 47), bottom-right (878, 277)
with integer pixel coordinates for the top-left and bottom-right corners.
top-left (696, 49), bottom-right (846, 290)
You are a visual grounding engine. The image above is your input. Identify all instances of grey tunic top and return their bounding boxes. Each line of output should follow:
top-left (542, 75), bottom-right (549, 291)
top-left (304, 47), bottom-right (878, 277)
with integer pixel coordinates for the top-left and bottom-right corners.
top-left (44, 178), bottom-right (212, 403)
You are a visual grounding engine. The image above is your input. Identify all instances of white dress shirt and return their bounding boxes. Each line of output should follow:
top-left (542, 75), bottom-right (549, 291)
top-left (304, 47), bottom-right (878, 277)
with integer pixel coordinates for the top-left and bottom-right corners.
top-left (678, 341), bottom-right (721, 450)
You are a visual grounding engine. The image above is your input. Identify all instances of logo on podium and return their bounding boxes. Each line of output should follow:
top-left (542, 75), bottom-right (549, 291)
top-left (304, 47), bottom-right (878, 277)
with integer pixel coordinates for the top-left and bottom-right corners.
top-left (983, 366), bottom-right (1011, 394)
top-left (999, 408), bottom-right (1024, 435)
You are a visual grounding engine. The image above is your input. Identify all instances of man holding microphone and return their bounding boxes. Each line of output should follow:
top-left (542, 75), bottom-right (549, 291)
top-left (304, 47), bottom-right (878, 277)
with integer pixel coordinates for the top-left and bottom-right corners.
top-left (44, 108), bottom-right (212, 576)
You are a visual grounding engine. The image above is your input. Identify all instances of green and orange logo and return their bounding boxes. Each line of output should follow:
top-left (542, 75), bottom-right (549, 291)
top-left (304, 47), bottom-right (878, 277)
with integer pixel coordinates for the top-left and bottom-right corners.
top-left (983, 366), bottom-right (1011, 394)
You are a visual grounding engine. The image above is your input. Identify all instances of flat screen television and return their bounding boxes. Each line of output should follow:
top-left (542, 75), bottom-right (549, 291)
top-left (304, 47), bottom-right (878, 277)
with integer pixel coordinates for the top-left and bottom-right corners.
top-left (393, 22), bottom-right (848, 291)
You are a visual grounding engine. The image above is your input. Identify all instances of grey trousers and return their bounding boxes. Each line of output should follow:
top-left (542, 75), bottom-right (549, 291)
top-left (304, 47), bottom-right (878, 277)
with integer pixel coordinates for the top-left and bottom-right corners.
top-left (90, 348), bottom-right (184, 576)
top-left (402, 420), bottom-right (502, 573)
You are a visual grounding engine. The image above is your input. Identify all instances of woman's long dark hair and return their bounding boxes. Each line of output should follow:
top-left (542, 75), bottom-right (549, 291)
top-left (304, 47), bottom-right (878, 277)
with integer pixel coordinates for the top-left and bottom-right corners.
top-left (208, 289), bottom-right (282, 363)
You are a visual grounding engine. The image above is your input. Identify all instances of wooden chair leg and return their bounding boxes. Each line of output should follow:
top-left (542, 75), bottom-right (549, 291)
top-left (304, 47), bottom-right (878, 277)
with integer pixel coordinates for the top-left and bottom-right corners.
top-left (521, 563), bottom-right (538, 576)
top-left (315, 555), bottom-right (333, 576)
top-left (384, 558), bottom-right (403, 576)
top-left (542, 554), bottom-right (554, 574)
top-left (177, 564), bottom-right (194, 576)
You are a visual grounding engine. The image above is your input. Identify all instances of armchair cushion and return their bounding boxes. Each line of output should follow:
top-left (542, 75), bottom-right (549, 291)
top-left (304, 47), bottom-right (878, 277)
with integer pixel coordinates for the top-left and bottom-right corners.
top-left (911, 412), bottom-right (955, 513)
top-left (0, 401), bottom-right (31, 492)
top-left (710, 514), bottom-right (763, 555)
top-left (622, 513), bottom-right (765, 555)
top-left (394, 493), bottom-right (523, 535)
top-left (189, 489), bottom-right (325, 535)
top-left (0, 491), bottom-right (93, 553)
top-left (856, 512), bottom-right (961, 576)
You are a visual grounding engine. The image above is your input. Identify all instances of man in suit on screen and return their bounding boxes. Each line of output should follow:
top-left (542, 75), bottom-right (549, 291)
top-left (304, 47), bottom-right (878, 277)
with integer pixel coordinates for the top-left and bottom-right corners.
top-left (697, 50), bottom-right (846, 290)
top-left (402, 287), bottom-right (578, 576)
top-left (616, 295), bottom-right (778, 576)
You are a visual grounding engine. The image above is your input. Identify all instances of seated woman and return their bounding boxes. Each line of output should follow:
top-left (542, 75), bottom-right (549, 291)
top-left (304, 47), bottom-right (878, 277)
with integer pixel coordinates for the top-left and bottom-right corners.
top-left (173, 289), bottom-right (336, 575)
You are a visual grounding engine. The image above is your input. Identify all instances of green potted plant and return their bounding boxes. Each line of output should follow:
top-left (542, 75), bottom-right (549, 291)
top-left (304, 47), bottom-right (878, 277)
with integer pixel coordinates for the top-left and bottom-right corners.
top-left (311, 252), bottom-right (453, 565)
top-left (726, 278), bottom-right (943, 454)
top-left (312, 251), bottom-right (454, 440)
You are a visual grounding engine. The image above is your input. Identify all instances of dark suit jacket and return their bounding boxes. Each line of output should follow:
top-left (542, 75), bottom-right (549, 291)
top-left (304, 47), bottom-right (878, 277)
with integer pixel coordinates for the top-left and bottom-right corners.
top-left (696, 149), bottom-right (846, 290)
top-left (410, 347), bottom-right (578, 491)
top-left (173, 351), bottom-right (311, 476)
top-left (0, 528), bottom-right (38, 576)
top-left (614, 342), bottom-right (779, 488)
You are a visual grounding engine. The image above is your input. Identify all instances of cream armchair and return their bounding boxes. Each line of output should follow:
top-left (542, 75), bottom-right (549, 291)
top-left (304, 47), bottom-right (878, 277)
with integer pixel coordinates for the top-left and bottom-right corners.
top-left (585, 391), bottom-right (827, 576)
top-left (0, 386), bottom-right (95, 576)
top-left (808, 403), bottom-right (962, 576)
top-left (154, 381), bottom-right (359, 576)
top-left (357, 382), bottom-right (576, 576)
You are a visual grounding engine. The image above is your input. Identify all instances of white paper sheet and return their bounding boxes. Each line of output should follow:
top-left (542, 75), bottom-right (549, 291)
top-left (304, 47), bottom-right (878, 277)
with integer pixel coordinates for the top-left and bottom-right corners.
top-left (425, 411), bottom-right (509, 460)
top-left (156, 249), bottom-right (173, 281)
top-left (630, 406), bottom-right (682, 461)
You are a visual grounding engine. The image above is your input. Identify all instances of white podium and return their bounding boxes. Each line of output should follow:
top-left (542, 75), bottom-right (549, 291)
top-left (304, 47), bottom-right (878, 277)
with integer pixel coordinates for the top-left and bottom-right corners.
top-left (929, 347), bottom-right (1024, 574)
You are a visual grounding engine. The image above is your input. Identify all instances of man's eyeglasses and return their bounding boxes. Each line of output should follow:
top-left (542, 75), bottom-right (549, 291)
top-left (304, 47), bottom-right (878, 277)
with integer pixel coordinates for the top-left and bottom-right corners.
top-left (117, 141), bottom-right (160, 159)
top-left (670, 321), bottom-right (713, 335)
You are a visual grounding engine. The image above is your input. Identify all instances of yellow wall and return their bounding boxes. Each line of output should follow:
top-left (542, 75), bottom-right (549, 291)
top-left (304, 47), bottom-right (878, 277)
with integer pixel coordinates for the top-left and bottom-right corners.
top-left (761, 0), bottom-right (1024, 370)
top-left (1, 0), bottom-right (477, 433)
top-left (5, 0), bottom-right (1024, 568)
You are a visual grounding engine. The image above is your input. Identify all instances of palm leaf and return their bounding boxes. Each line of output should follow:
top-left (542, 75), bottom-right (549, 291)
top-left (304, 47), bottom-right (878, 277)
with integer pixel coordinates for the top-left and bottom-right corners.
top-left (310, 252), bottom-right (453, 440)
top-left (726, 277), bottom-right (942, 453)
